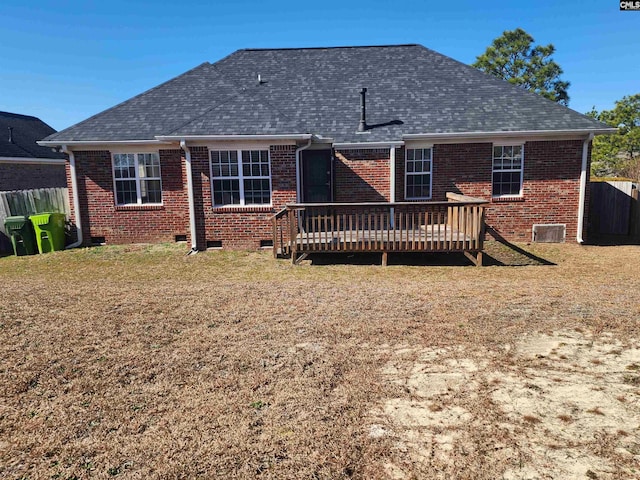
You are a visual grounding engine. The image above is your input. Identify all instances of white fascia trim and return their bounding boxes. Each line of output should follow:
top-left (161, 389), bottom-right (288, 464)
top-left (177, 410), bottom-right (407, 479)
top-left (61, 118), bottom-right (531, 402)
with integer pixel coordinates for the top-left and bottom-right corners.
top-left (155, 134), bottom-right (313, 142)
top-left (38, 140), bottom-right (171, 147)
top-left (403, 128), bottom-right (617, 142)
top-left (333, 141), bottom-right (404, 149)
top-left (0, 156), bottom-right (66, 165)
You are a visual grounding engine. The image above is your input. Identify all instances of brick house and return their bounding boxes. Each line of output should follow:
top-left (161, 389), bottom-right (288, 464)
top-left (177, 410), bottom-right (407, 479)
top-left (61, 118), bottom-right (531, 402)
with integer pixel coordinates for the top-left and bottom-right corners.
top-left (40, 44), bottom-right (614, 254)
top-left (1, 112), bottom-right (66, 191)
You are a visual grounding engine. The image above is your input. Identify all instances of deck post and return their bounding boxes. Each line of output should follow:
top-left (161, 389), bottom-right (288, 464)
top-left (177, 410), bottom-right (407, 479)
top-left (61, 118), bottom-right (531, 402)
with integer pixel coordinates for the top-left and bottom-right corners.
top-left (479, 207), bottom-right (486, 251)
top-left (382, 251), bottom-right (388, 266)
top-left (289, 208), bottom-right (297, 264)
top-left (272, 215), bottom-right (278, 259)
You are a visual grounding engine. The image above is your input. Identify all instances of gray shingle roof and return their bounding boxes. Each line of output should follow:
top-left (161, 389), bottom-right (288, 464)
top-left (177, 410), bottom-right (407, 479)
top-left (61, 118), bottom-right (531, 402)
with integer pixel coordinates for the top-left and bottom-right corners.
top-left (0, 112), bottom-right (65, 158)
top-left (44, 44), bottom-right (610, 144)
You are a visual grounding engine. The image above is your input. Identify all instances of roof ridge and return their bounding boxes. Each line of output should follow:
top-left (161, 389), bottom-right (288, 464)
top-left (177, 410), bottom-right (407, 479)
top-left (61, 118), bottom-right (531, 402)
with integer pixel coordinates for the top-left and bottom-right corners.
top-left (166, 91), bottom-right (244, 135)
top-left (0, 111), bottom-right (42, 121)
top-left (237, 44), bottom-right (420, 52)
top-left (167, 63), bottom-right (308, 135)
top-left (242, 86), bottom-right (309, 131)
top-left (45, 62), bottom-right (213, 141)
top-left (164, 63), bottom-right (249, 135)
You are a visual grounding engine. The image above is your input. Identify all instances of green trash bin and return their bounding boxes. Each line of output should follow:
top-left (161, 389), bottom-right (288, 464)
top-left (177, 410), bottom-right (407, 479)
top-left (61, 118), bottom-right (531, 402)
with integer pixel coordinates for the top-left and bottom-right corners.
top-left (4, 215), bottom-right (38, 256)
top-left (29, 212), bottom-right (66, 254)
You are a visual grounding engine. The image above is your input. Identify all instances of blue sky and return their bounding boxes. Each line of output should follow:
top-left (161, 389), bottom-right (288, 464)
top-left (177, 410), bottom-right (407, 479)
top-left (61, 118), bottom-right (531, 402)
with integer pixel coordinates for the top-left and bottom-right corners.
top-left (2, 0), bottom-right (638, 131)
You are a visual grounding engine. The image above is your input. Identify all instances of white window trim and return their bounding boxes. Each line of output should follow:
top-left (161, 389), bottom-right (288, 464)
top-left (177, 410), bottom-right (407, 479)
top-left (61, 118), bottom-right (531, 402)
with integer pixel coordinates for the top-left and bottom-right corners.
top-left (492, 143), bottom-right (524, 198)
top-left (112, 152), bottom-right (163, 206)
top-left (404, 147), bottom-right (433, 200)
top-left (209, 149), bottom-right (273, 207)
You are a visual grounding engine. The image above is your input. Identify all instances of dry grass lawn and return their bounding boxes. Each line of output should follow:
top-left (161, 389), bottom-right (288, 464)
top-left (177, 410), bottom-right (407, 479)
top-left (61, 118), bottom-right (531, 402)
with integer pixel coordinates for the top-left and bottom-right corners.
top-left (1, 242), bottom-right (639, 479)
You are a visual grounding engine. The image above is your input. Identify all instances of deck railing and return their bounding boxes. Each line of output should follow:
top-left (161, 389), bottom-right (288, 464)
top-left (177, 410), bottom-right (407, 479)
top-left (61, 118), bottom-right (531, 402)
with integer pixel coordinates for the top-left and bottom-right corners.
top-left (272, 193), bottom-right (487, 265)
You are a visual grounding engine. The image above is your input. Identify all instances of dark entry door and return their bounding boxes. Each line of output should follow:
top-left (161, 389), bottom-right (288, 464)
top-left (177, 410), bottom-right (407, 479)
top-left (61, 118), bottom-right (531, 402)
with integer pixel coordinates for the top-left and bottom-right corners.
top-left (301, 150), bottom-right (332, 203)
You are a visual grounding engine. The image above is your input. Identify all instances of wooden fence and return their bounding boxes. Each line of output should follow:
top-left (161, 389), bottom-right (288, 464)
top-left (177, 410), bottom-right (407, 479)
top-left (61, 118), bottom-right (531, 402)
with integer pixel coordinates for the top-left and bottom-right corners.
top-left (589, 181), bottom-right (634, 236)
top-left (632, 189), bottom-right (640, 240)
top-left (0, 188), bottom-right (70, 253)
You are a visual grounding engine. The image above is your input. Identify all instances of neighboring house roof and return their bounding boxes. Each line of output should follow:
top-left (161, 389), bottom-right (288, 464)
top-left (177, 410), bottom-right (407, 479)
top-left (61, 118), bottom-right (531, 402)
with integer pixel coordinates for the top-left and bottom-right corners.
top-left (43, 44), bottom-right (612, 145)
top-left (0, 111), bottom-right (66, 160)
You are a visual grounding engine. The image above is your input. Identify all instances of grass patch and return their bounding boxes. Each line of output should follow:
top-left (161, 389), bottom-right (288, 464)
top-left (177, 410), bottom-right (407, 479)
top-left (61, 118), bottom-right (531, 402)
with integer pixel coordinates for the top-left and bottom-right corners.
top-left (1, 242), bottom-right (639, 478)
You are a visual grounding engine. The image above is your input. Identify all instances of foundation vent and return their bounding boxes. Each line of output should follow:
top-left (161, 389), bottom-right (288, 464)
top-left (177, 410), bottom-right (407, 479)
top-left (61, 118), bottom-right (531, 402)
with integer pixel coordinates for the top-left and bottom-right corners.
top-left (532, 224), bottom-right (566, 243)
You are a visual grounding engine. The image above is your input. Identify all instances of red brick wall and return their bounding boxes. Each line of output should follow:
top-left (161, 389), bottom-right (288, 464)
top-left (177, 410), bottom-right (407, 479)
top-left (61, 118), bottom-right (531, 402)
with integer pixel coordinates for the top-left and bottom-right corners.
top-left (0, 163), bottom-right (66, 191)
top-left (334, 148), bottom-right (391, 202)
top-left (193, 144), bottom-right (297, 250)
top-left (397, 140), bottom-right (587, 242)
top-left (70, 149), bottom-right (189, 245)
top-left (68, 139), bottom-right (588, 249)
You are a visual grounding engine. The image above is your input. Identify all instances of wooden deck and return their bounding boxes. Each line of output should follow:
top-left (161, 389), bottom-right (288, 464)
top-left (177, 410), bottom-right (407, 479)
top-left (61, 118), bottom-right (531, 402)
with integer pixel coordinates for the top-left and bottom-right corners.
top-left (272, 193), bottom-right (488, 266)
top-left (294, 225), bottom-right (474, 249)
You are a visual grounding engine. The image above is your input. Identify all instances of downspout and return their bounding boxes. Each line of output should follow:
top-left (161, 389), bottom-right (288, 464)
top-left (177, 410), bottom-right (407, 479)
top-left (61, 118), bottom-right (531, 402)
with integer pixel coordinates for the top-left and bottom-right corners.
top-left (60, 145), bottom-right (83, 249)
top-left (389, 146), bottom-right (396, 228)
top-left (295, 138), bottom-right (313, 202)
top-left (577, 132), bottom-right (594, 244)
top-left (180, 140), bottom-right (198, 254)
top-left (389, 146), bottom-right (396, 202)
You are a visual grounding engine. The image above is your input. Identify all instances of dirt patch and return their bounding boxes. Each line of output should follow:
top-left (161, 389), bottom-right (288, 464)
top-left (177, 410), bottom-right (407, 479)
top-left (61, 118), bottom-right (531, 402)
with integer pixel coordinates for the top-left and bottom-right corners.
top-left (377, 330), bottom-right (640, 479)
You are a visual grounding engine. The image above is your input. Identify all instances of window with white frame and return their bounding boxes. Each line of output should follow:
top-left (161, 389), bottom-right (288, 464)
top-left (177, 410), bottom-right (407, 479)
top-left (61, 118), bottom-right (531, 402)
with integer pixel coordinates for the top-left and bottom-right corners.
top-left (210, 149), bottom-right (271, 206)
top-left (113, 153), bottom-right (162, 205)
top-left (492, 145), bottom-right (524, 197)
top-left (405, 148), bottom-right (432, 199)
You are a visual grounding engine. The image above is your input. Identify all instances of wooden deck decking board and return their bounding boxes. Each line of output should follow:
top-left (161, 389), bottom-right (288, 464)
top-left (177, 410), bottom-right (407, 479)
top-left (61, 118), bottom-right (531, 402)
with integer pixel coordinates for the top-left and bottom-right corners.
top-left (294, 224), bottom-right (478, 253)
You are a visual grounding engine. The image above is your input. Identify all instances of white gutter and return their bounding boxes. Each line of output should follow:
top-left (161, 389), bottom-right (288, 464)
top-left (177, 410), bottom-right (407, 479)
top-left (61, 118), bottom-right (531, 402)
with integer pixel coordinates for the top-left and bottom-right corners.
top-left (295, 138), bottom-right (313, 202)
top-left (577, 133), bottom-right (595, 244)
top-left (403, 128), bottom-right (617, 142)
top-left (38, 139), bottom-right (171, 147)
top-left (60, 145), bottom-right (83, 249)
top-left (0, 156), bottom-right (66, 165)
top-left (156, 134), bottom-right (314, 142)
top-left (180, 140), bottom-right (198, 253)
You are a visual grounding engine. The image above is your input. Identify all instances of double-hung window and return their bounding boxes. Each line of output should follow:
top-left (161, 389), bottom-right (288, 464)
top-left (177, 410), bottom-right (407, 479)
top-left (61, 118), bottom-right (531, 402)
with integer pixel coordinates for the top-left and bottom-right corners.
top-left (210, 150), bottom-right (271, 206)
top-left (492, 145), bottom-right (524, 197)
top-left (113, 153), bottom-right (162, 205)
top-left (405, 148), bottom-right (432, 199)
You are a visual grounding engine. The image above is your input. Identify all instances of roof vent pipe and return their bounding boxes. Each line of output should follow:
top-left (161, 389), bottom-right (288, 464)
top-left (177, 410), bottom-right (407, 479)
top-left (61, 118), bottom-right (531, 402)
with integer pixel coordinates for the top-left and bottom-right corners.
top-left (358, 88), bottom-right (367, 132)
top-left (8, 127), bottom-right (13, 143)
